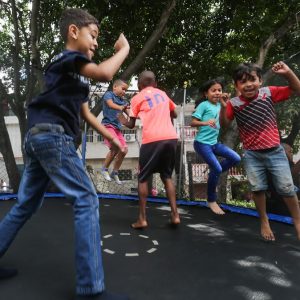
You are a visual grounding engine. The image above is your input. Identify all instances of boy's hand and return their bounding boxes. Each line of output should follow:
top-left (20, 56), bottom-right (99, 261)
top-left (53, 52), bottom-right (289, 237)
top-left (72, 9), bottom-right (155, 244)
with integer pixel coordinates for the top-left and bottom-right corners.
top-left (114, 33), bottom-right (130, 52)
top-left (117, 112), bottom-right (129, 126)
top-left (220, 93), bottom-right (230, 107)
top-left (206, 119), bottom-right (216, 128)
top-left (111, 137), bottom-right (125, 153)
top-left (121, 104), bottom-right (130, 112)
top-left (272, 61), bottom-right (291, 75)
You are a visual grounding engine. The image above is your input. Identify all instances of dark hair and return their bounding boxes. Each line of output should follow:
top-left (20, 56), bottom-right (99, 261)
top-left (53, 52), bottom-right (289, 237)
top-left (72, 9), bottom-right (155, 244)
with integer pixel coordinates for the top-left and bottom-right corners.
top-left (138, 70), bottom-right (156, 89)
top-left (195, 78), bottom-right (224, 108)
top-left (59, 8), bottom-right (99, 42)
top-left (113, 79), bottom-right (128, 87)
top-left (232, 63), bottom-right (262, 83)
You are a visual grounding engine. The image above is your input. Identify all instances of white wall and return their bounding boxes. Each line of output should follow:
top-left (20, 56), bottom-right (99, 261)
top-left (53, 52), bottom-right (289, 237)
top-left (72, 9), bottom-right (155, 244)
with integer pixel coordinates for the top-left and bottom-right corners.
top-left (2, 116), bottom-right (23, 159)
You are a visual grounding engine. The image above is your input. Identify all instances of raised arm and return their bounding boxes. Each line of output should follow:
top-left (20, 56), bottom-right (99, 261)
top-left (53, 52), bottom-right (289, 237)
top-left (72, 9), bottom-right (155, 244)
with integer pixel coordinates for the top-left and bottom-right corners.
top-left (80, 33), bottom-right (130, 81)
top-left (219, 93), bottom-right (232, 128)
top-left (118, 114), bottom-right (136, 129)
top-left (272, 61), bottom-right (300, 95)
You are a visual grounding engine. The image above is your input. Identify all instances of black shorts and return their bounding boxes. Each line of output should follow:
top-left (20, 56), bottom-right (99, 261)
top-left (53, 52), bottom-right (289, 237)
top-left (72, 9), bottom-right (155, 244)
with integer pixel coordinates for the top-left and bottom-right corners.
top-left (138, 139), bottom-right (177, 183)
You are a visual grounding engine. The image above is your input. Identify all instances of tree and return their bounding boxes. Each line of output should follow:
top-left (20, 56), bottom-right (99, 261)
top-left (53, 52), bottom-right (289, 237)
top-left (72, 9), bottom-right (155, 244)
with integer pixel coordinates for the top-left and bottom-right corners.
top-left (0, 0), bottom-right (60, 191)
top-left (90, 0), bottom-right (177, 117)
top-left (1, 0), bottom-right (300, 195)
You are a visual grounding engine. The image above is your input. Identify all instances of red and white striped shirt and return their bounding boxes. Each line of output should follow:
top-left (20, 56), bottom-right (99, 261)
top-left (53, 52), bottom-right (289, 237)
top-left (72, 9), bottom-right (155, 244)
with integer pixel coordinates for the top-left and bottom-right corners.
top-left (226, 86), bottom-right (291, 150)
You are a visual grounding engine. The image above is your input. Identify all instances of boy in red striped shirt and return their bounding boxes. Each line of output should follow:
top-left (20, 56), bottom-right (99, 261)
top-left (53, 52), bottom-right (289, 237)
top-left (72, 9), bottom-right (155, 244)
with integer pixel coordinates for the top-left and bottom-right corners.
top-left (220, 61), bottom-right (300, 241)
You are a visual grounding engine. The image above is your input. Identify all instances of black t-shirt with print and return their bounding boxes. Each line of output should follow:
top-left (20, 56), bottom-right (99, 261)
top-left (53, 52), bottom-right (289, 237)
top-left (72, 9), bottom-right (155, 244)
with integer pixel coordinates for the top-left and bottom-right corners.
top-left (27, 50), bottom-right (92, 140)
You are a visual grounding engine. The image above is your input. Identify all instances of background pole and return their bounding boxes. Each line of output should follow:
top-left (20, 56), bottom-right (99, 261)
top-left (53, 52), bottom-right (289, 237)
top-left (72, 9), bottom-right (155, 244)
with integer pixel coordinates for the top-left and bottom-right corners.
top-left (178, 81), bottom-right (188, 198)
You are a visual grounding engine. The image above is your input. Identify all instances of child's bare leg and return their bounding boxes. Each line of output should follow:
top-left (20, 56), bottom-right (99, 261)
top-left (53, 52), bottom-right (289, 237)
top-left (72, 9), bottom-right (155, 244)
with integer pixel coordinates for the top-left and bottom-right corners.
top-left (252, 191), bottom-right (275, 241)
top-left (131, 181), bottom-right (148, 229)
top-left (208, 202), bottom-right (225, 215)
top-left (162, 178), bottom-right (180, 224)
top-left (103, 150), bottom-right (116, 169)
top-left (112, 148), bottom-right (128, 172)
top-left (283, 195), bottom-right (300, 240)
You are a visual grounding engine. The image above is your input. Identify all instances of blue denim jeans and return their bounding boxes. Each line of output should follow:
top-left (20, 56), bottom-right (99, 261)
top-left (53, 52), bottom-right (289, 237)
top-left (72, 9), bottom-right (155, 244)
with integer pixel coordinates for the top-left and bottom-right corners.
top-left (243, 145), bottom-right (295, 196)
top-left (0, 127), bottom-right (104, 295)
top-left (194, 141), bottom-right (241, 202)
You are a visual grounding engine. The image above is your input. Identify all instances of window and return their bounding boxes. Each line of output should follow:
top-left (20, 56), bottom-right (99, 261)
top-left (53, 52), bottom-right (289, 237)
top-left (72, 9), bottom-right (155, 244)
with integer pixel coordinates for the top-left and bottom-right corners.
top-left (86, 130), bottom-right (94, 142)
top-left (121, 129), bottom-right (136, 135)
top-left (97, 134), bottom-right (104, 142)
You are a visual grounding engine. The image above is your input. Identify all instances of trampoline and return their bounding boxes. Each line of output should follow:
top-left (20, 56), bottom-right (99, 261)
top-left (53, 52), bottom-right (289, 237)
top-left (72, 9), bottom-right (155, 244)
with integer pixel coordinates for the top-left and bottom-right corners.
top-left (0, 195), bottom-right (300, 300)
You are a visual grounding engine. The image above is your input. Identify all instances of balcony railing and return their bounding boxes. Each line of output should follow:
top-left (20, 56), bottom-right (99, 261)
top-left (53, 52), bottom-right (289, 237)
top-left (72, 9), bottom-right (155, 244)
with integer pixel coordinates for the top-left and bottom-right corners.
top-left (176, 125), bottom-right (197, 142)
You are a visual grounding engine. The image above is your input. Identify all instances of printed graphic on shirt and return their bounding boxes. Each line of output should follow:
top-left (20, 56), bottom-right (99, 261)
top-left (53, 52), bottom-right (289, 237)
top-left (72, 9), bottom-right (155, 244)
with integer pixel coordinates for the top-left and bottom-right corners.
top-left (130, 87), bottom-right (177, 144)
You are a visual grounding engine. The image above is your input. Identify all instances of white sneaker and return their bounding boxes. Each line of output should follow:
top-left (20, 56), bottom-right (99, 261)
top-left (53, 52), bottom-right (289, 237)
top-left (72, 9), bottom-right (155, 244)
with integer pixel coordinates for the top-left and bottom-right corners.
top-left (111, 173), bottom-right (122, 185)
top-left (101, 169), bottom-right (112, 181)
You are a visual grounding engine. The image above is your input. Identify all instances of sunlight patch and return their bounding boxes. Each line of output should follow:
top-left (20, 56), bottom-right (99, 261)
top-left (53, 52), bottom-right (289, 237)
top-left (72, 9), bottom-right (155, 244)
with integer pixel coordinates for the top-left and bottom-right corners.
top-left (156, 205), bottom-right (191, 215)
top-left (235, 286), bottom-right (271, 300)
top-left (234, 256), bottom-right (292, 288)
top-left (187, 223), bottom-right (226, 237)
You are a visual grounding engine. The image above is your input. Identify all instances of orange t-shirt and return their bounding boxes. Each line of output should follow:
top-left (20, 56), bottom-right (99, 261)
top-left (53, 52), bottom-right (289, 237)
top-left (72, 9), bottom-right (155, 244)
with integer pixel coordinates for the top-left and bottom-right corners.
top-left (130, 87), bottom-right (178, 144)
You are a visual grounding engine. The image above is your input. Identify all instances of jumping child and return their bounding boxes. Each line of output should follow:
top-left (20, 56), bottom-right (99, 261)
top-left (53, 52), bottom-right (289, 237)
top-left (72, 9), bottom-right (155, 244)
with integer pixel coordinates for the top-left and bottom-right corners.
top-left (101, 79), bottom-right (129, 185)
top-left (122, 70), bottom-right (180, 229)
top-left (191, 79), bottom-right (241, 215)
top-left (220, 61), bottom-right (300, 241)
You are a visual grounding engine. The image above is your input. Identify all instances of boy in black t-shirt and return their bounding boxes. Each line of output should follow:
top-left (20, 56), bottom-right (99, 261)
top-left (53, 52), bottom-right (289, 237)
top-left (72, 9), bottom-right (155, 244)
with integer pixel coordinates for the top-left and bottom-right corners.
top-left (0, 8), bottom-right (129, 300)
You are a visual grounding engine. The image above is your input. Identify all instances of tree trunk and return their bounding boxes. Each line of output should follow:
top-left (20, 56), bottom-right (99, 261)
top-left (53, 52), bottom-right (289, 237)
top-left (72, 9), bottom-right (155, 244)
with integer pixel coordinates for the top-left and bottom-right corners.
top-left (29, 0), bottom-right (44, 95)
top-left (257, 9), bottom-right (300, 68)
top-left (120, 0), bottom-right (176, 81)
top-left (0, 80), bottom-right (21, 191)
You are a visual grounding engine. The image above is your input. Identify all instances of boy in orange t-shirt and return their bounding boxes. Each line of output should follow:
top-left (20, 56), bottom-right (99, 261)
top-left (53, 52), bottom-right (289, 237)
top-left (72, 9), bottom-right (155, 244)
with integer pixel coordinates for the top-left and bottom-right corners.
top-left (122, 70), bottom-right (180, 228)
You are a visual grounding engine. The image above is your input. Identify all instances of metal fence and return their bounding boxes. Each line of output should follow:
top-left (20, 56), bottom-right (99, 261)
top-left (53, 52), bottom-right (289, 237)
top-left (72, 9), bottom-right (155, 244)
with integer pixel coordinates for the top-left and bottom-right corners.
top-left (0, 86), bottom-right (249, 205)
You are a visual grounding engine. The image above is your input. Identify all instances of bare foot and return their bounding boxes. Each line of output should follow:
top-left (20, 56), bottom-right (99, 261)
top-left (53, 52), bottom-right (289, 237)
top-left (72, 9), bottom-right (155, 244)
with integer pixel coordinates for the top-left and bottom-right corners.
top-left (261, 221), bottom-right (275, 241)
top-left (131, 219), bottom-right (148, 229)
top-left (208, 202), bottom-right (225, 215)
top-left (170, 213), bottom-right (181, 226)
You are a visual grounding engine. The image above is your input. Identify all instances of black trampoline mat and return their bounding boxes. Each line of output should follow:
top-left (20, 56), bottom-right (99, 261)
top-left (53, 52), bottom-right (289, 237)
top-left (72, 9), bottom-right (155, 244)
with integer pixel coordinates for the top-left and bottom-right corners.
top-left (0, 197), bottom-right (300, 300)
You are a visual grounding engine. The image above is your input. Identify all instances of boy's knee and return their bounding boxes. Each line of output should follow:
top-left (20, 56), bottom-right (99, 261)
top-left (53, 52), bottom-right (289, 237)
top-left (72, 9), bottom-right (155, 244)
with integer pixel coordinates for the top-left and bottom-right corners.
top-left (276, 183), bottom-right (295, 197)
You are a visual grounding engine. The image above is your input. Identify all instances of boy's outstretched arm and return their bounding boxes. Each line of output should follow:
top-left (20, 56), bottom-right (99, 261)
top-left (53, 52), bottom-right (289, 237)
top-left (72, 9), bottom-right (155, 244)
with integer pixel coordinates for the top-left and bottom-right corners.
top-left (118, 113), bottom-right (136, 129)
top-left (219, 94), bottom-right (233, 129)
top-left (80, 103), bottom-right (124, 152)
top-left (80, 33), bottom-right (130, 81)
top-left (272, 61), bottom-right (300, 95)
top-left (106, 99), bottom-right (127, 111)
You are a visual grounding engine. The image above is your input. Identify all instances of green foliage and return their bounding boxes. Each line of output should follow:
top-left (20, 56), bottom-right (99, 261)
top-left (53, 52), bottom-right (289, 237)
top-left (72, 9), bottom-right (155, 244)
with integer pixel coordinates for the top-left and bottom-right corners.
top-left (227, 199), bottom-right (255, 209)
top-left (1, 0), bottom-right (300, 132)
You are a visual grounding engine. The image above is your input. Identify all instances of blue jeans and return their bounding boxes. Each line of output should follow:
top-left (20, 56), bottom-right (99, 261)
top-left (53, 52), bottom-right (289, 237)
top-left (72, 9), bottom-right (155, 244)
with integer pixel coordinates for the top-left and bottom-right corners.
top-left (194, 141), bottom-right (241, 202)
top-left (0, 126), bottom-right (104, 295)
top-left (244, 145), bottom-right (295, 196)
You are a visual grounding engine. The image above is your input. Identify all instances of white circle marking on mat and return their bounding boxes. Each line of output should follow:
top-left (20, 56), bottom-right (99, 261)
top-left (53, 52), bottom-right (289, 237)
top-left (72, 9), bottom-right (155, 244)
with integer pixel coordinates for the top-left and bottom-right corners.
top-left (102, 233), bottom-right (159, 257)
